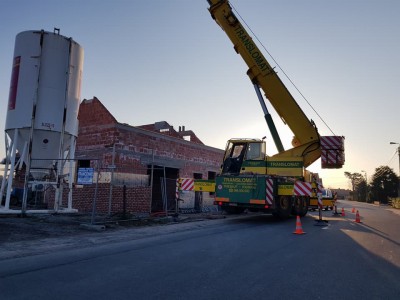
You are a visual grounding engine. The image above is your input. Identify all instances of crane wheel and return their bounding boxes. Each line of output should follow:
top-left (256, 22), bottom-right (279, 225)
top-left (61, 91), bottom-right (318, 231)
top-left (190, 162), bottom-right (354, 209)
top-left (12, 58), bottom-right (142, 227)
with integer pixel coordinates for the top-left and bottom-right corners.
top-left (292, 196), bottom-right (308, 217)
top-left (273, 196), bottom-right (292, 218)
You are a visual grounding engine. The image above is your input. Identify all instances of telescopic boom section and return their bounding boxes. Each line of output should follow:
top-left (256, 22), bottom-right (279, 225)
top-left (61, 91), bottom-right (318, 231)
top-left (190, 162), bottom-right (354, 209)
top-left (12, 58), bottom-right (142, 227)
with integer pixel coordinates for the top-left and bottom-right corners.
top-left (207, 0), bottom-right (319, 150)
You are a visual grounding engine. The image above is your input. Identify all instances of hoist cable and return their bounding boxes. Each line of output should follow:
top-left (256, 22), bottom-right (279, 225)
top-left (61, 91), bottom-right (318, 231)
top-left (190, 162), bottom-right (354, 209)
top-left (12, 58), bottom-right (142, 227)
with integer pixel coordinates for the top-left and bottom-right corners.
top-left (386, 149), bottom-right (398, 167)
top-left (231, 3), bottom-right (336, 136)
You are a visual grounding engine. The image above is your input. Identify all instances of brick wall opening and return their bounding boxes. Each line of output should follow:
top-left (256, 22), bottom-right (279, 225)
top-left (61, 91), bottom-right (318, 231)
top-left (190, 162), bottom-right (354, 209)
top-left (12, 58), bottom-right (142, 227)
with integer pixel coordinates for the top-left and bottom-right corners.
top-left (149, 166), bottom-right (179, 213)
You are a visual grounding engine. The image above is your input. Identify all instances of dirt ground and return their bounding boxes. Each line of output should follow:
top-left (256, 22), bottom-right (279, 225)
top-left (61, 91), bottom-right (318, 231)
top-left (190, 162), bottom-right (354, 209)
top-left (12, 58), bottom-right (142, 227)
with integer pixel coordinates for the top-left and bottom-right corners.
top-left (0, 212), bottom-right (223, 242)
top-left (1, 213), bottom-right (100, 242)
top-left (0, 211), bottom-right (226, 260)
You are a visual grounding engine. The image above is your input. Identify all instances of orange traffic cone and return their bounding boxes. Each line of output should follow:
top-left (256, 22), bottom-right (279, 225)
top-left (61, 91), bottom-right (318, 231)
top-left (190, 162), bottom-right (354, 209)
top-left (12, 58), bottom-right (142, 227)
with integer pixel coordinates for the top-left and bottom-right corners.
top-left (355, 210), bottom-right (362, 223)
top-left (341, 207), bottom-right (345, 217)
top-left (293, 216), bottom-right (306, 234)
top-left (352, 207), bottom-right (355, 213)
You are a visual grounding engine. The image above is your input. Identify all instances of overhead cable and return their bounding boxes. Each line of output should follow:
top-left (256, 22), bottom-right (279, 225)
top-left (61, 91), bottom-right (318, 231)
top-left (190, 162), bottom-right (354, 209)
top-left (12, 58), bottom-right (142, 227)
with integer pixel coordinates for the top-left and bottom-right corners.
top-left (231, 3), bottom-right (336, 136)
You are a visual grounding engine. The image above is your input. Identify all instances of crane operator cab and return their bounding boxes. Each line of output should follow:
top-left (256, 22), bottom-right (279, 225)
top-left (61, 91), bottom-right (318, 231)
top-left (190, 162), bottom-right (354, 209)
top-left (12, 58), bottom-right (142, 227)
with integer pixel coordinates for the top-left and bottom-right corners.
top-left (221, 139), bottom-right (266, 175)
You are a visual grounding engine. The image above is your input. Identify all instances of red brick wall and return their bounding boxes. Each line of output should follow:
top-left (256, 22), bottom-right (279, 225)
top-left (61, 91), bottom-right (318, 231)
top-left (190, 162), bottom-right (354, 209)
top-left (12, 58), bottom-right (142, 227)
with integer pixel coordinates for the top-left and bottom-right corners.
top-left (46, 184), bottom-right (151, 215)
top-left (77, 98), bottom-right (223, 174)
top-left (72, 184), bottom-right (151, 214)
top-left (73, 97), bottom-right (224, 213)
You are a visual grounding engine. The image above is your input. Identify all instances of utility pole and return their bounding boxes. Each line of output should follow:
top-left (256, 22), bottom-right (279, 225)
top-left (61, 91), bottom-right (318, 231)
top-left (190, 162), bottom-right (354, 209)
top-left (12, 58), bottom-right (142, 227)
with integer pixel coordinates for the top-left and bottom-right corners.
top-left (389, 142), bottom-right (400, 197)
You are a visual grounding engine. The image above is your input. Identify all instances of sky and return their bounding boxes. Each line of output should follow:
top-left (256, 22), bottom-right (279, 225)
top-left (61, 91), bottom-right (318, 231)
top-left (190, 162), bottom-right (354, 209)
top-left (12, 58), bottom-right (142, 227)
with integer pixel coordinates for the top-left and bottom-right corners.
top-left (0, 0), bottom-right (399, 189)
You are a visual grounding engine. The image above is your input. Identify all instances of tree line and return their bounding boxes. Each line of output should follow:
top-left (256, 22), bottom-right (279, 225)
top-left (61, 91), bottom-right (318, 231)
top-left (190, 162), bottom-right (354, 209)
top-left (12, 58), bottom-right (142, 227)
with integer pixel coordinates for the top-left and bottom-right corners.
top-left (344, 166), bottom-right (399, 204)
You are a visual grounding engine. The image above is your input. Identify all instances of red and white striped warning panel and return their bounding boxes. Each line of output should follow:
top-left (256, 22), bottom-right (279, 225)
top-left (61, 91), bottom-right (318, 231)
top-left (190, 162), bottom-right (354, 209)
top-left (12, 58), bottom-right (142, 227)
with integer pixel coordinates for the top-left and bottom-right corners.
top-left (321, 150), bottom-right (345, 168)
top-left (294, 182), bottom-right (323, 196)
top-left (320, 136), bottom-right (344, 150)
top-left (179, 178), bottom-right (194, 191)
top-left (265, 178), bottom-right (274, 205)
top-left (318, 193), bottom-right (323, 209)
top-left (294, 182), bottom-right (312, 196)
top-left (320, 136), bottom-right (345, 168)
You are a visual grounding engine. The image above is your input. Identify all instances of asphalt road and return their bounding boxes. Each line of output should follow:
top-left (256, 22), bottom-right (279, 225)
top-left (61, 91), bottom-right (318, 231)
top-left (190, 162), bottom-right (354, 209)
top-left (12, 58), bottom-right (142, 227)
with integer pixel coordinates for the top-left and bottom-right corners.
top-left (1, 200), bottom-right (400, 300)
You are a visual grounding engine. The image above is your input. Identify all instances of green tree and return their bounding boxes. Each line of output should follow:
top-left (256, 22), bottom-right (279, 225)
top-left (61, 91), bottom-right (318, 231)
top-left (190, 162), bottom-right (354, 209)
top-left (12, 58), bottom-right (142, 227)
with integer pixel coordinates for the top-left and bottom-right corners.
top-left (370, 166), bottom-right (398, 204)
top-left (357, 180), bottom-right (368, 202)
top-left (344, 172), bottom-right (365, 201)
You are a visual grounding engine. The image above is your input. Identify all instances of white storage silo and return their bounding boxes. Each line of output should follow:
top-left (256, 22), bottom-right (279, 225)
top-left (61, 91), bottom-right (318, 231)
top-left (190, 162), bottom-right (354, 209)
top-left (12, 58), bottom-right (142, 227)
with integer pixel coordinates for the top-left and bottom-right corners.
top-left (5, 29), bottom-right (83, 180)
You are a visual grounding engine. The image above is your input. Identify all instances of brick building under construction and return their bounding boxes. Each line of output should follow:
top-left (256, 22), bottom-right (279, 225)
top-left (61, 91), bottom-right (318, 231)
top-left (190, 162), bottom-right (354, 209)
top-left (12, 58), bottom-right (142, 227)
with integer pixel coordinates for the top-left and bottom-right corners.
top-left (73, 97), bottom-right (224, 215)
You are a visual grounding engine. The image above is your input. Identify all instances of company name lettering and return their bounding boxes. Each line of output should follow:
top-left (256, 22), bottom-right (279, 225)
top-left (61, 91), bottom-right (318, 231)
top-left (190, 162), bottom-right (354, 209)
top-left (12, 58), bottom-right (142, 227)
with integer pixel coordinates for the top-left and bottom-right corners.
top-left (223, 177), bottom-right (255, 183)
top-left (269, 162), bottom-right (302, 168)
top-left (234, 25), bottom-right (270, 74)
top-left (196, 182), bottom-right (213, 186)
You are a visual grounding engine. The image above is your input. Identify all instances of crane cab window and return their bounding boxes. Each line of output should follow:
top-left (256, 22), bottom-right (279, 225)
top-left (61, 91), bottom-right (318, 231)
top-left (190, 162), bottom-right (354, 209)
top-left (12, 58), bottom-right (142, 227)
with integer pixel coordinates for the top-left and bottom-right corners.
top-left (222, 142), bottom-right (246, 174)
top-left (245, 142), bottom-right (265, 160)
top-left (232, 144), bottom-right (245, 158)
top-left (224, 142), bottom-right (245, 160)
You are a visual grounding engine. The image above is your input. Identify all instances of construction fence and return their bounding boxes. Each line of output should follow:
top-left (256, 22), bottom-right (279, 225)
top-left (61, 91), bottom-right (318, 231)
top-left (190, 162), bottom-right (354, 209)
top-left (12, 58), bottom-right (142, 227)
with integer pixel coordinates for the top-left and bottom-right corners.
top-left (1, 159), bottom-right (219, 217)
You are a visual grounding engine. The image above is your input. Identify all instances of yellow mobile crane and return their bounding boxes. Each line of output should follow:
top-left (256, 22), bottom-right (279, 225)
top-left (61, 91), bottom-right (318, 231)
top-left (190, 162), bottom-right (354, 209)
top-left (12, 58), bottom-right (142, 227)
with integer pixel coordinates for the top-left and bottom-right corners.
top-left (207, 0), bottom-right (345, 217)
